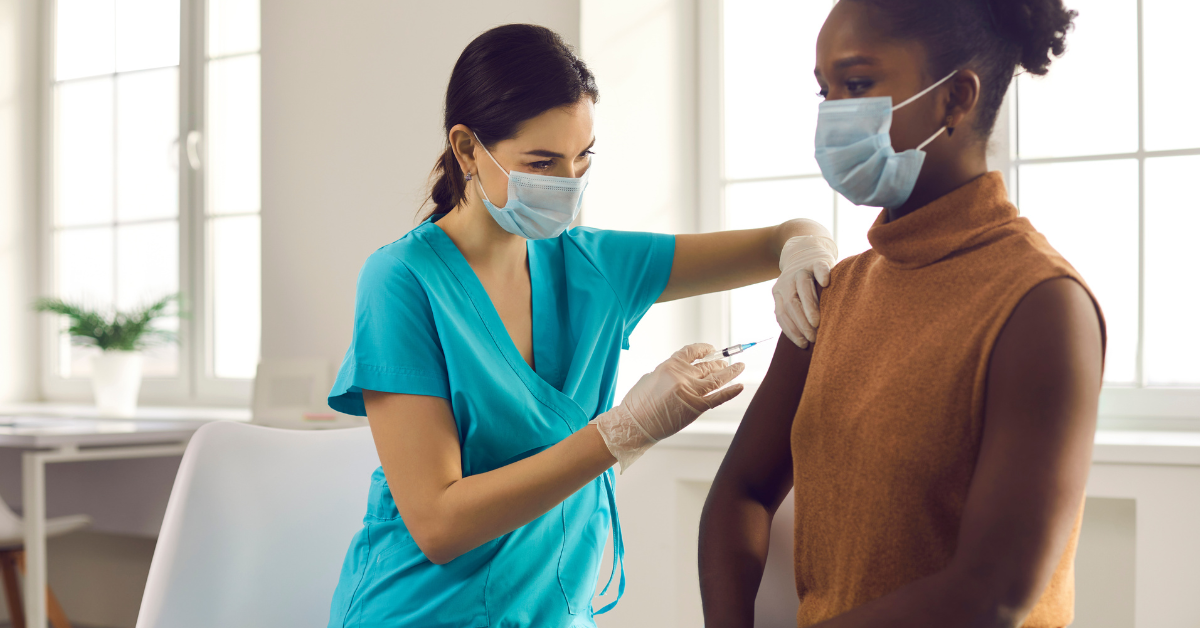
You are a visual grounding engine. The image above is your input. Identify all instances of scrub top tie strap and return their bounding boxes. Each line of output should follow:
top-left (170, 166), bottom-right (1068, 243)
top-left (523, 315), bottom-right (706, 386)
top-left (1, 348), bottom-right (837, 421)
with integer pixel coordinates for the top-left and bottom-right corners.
top-left (594, 470), bottom-right (625, 615)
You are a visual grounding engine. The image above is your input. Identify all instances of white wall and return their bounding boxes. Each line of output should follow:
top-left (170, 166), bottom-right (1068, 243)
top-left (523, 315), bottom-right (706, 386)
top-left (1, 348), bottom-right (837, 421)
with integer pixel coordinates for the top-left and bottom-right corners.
top-left (0, 0), bottom-right (40, 403)
top-left (580, 0), bottom-right (708, 399)
top-left (259, 0), bottom-right (581, 373)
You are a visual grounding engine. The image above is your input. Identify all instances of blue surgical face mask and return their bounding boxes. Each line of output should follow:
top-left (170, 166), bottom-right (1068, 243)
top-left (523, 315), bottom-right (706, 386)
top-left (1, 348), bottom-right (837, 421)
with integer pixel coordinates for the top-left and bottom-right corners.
top-left (814, 71), bottom-right (956, 210)
top-left (473, 133), bottom-right (590, 240)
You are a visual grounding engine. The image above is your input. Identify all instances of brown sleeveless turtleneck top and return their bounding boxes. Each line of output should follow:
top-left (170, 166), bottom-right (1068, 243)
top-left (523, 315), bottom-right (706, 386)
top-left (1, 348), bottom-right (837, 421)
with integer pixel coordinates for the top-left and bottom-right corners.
top-left (791, 173), bottom-right (1104, 627)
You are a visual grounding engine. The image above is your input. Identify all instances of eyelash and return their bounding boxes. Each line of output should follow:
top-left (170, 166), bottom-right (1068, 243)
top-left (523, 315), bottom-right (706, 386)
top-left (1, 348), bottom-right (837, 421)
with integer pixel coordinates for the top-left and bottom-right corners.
top-left (817, 79), bottom-right (874, 100)
top-left (529, 150), bottom-right (595, 172)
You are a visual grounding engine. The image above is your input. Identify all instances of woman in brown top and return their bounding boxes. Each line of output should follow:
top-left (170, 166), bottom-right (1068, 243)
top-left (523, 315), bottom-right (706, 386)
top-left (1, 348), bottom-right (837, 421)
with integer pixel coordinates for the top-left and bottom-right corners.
top-left (699, 1), bottom-right (1106, 627)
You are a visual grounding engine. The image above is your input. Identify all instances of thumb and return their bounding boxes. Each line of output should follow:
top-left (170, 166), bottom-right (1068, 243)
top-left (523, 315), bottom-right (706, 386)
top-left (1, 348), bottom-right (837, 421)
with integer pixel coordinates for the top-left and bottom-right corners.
top-left (814, 260), bottom-right (832, 288)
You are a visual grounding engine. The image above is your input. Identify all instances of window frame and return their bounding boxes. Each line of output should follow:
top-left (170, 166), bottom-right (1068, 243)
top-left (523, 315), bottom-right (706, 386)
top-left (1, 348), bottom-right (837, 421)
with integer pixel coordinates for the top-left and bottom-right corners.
top-left (699, 0), bottom-right (1200, 425)
top-left (39, 0), bottom-right (255, 406)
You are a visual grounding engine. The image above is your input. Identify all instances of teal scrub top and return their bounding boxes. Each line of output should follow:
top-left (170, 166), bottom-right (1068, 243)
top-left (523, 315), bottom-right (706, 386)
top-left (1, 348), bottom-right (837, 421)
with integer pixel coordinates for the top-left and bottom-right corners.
top-left (326, 221), bottom-right (675, 628)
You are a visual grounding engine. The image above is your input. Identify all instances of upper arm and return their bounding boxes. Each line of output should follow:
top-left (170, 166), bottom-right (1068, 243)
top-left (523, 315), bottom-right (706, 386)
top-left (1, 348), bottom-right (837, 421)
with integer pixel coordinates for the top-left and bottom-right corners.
top-left (660, 228), bottom-right (780, 303)
top-left (363, 390), bottom-right (463, 550)
top-left (709, 336), bottom-right (814, 511)
top-left (953, 277), bottom-right (1104, 612)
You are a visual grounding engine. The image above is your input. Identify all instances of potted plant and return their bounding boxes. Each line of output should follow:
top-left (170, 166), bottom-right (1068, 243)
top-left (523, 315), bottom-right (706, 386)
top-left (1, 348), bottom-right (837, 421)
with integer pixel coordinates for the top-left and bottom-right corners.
top-left (33, 294), bottom-right (182, 417)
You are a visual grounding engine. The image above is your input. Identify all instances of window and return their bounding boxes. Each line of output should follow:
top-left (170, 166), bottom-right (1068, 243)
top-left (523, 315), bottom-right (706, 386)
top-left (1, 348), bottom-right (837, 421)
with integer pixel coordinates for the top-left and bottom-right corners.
top-left (1012, 0), bottom-right (1200, 388)
top-left (711, 0), bottom-right (1198, 412)
top-left (44, 0), bottom-right (261, 403)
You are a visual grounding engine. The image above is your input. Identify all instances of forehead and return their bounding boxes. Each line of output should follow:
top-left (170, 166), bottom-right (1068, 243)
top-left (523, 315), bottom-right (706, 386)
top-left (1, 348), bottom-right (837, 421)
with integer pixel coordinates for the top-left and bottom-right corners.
top-left (508, 100), bottom-right (595, 145)
top-left (816, 1), bottom-right (925, 72)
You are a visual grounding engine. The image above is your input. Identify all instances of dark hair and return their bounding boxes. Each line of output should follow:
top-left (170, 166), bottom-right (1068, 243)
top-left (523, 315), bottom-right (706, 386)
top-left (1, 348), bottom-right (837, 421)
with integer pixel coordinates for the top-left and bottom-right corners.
top-left (852, 0), bottom-right (1077, 136)
top-left (421, 24), bottom-right (599, 221)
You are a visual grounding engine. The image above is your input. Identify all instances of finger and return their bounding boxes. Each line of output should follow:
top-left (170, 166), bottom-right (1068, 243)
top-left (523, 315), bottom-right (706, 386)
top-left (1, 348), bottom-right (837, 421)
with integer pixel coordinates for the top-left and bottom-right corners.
top-left (785, 292), bottom-right (817, 345)
top-left (673, 343), bottom-right (716, 364)
top-left (814, 260), bottom-right (832, 288)
top-left (701, 383), bottom-right (745, 410)
top-left (695, 362), bottom-right (745, 395)
top-left (694, 358), bottom-right (729, 379)
top-left (798, 275), bottom-right (821, 330)
top-left (774, 289), bottom-right (809, 349)
top-left (776, 307), bottom-right (808, 349)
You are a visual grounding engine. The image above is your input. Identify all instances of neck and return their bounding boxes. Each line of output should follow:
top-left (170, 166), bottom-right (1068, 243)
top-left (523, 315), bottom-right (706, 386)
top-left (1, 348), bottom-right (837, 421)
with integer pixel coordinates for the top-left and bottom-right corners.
top-left (887, 151), bottom-right (989, 222)
top-left (434, 189), bottom-right (527, 273)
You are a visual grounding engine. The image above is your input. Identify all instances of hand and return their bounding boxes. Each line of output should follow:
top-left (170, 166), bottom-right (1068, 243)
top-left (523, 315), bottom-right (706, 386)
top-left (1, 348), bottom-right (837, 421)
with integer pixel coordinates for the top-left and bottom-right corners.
top-left (772, 235), bottom-right (838, 349)
top-left (595, 343), bottom-right (745, 472)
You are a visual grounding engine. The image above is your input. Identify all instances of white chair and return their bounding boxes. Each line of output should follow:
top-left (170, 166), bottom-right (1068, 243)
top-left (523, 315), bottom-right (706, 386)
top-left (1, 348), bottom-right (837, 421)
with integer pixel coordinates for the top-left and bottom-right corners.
top-left (0, 496), bottom-right (90, 628)
top-left (136, 421), bottom-right (379, 628)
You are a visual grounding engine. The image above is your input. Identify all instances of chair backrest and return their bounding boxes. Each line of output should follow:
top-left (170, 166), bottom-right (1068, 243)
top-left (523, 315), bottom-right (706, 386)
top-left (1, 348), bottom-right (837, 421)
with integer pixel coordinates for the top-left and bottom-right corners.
top-left (136, 421), bottom-right (379, 628)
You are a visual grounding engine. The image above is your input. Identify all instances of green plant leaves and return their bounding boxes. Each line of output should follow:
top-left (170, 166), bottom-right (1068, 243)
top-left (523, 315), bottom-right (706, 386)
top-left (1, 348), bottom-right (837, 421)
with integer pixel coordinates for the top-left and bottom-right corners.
top-left (33, 293), bottom-right (185, 351)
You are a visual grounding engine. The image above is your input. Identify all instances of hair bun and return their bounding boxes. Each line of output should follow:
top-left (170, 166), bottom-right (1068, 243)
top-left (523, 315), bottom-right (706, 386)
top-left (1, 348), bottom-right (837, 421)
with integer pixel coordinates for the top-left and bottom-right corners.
top-left (989, 0), bottom-right (1078, 76)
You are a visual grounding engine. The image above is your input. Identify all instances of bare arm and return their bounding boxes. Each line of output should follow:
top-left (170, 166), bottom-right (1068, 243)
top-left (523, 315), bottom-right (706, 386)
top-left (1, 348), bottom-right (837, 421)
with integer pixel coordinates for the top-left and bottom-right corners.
top-left (658, 219), bottom-right (828, 303)
top-left (699, 336), bottom-right (814, 627)
top-left (808, 277), bottom-right (1104, 627)
top-left (364, 390), bottom-right (616, 564)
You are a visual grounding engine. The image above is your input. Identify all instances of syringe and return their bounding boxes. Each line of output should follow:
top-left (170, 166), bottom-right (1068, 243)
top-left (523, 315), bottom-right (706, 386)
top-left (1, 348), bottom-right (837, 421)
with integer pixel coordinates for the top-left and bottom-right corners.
top-left (694, 338), bottom-right (774, 364)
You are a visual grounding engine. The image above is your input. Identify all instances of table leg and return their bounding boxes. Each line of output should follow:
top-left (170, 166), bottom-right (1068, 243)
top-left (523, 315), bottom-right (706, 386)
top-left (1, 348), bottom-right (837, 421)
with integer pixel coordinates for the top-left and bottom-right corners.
top-left (22, 451), bottom-right (47, 628)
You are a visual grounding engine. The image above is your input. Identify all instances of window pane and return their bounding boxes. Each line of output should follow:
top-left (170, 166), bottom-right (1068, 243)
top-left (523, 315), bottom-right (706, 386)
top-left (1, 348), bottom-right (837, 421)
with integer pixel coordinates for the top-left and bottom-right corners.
top-left (210, 215), bottom-right (260, 379)
top-left (114, 0), bottom-right (179, 72)
top-left (207, 55), bottom-right (260, 215)
top-left (55, 0), bottom-right (115, 81)
top-left (1143, 0), bottom-right (1200, 151)
top-left (723, 0), bottom-right (832, 180)
top-left (56, 227), bottom-right (114, 378)
top-left (208, 0), bottom-right (260, 57)
top-left (1144, 156), bottom-right (1200, 385)
top-left (727, 178), bottom-right (834, 377)
top-left (725, 178), bottom-right (834, 230)
top-left (116, 68), bottom-right (179, 222)
top-left (1017, 0), bottom-right (1138, 159)
top-left (834, 194), bottom-right (879, 261)
top-left (55, 77), bottom-right (114, 227)
top-left (1018, 160), bottom-right (1139, 384)
top-left (116, 221), bottom-right (179, 377)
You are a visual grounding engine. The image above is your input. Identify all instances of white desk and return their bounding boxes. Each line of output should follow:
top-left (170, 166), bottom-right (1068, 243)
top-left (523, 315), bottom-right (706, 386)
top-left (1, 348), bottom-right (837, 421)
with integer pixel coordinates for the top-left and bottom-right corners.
top-left (0, 404), bottom-right (249, 628)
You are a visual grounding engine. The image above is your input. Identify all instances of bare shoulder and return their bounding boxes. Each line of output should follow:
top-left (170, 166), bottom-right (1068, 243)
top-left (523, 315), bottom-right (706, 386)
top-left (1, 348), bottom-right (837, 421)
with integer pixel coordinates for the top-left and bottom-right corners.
top-left (987, 277), bottom-right (1104, 425)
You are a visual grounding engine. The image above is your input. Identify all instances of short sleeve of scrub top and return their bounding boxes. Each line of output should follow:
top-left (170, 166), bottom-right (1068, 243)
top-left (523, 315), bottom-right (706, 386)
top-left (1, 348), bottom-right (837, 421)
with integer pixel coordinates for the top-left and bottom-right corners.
top-left (566, 227), bottom-right (675, 349)
top-left (328, 249), bottom-right (449, 416)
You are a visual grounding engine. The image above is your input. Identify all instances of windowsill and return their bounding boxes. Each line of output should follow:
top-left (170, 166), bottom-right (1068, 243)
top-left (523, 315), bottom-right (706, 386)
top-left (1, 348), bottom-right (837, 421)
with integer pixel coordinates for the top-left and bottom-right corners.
top-left (0, 401), bottom-right (251, 422)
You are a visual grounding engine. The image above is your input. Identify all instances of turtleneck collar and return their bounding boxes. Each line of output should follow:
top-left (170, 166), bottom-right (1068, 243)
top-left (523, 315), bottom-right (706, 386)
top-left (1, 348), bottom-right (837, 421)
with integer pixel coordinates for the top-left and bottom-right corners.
top-left (866, 172), bottom-right (1018, 270)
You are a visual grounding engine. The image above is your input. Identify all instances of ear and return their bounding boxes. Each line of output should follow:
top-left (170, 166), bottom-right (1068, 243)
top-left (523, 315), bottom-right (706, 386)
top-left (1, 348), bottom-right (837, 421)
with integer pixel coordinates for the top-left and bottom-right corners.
top-left (448, 124), bottom-right (479, 177)
top-left (945, 70), bottom-right (982, 135)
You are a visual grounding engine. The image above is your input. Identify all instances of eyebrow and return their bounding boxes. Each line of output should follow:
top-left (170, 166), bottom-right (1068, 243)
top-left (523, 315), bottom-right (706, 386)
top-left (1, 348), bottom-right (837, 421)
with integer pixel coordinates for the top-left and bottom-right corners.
top-left (815, 54), bottom-right (881, 77)
top-left (523, 137), bottom-right (596, 159)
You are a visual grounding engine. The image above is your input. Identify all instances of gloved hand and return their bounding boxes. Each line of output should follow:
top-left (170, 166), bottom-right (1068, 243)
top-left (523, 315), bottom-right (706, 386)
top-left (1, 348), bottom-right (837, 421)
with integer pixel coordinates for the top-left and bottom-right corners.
top-left (595, 344), bottom-right (745, 472)
top-left (772, 233), bottom-right (838, 349)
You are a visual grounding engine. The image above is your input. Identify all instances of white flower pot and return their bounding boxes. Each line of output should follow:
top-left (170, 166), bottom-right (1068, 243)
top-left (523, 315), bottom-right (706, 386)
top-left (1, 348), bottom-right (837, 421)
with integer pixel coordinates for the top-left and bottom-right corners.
top-left (92, 351), bottom-right (144, 417)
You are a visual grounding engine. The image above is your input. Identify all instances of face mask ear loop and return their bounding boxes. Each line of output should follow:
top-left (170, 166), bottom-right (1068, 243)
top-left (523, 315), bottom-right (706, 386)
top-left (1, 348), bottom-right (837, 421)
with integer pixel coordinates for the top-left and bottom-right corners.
top-left (472, 132), bottom-right (511, 178)
top-left (471, 131), bottom-right (511, 206)
top-left (916, 126), bottom-right (947, 151)
top-left (893, 71), bottom-right (958, 111)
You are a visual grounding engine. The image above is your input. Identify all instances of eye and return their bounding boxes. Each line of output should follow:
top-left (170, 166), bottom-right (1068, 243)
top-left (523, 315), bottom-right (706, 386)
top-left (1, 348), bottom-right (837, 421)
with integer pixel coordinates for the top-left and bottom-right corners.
top-left (846, 78), bottom-right (874, 96)
top-left (817, 89), bottom-right (829, 100)
top-left (578, 150), bottom-right (595, 159)
top-left (529, 160), bottom-right (554, 171)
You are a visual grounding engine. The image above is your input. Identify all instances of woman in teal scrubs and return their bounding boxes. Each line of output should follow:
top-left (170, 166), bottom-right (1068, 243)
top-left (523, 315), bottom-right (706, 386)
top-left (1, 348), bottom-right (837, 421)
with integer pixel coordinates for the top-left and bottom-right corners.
top-left (327, 24), bottom-right (838, 628)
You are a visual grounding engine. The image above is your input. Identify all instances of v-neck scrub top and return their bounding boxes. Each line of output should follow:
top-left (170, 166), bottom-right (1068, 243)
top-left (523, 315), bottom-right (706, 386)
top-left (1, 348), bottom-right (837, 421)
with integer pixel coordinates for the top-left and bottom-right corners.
top-left (326, 221), bottom-right (675, 628)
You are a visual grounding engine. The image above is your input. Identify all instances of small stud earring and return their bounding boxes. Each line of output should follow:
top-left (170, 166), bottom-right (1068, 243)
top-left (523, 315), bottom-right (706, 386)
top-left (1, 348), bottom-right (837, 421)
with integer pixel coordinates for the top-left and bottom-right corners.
top-left (464, 172), bottom-right (473, 181)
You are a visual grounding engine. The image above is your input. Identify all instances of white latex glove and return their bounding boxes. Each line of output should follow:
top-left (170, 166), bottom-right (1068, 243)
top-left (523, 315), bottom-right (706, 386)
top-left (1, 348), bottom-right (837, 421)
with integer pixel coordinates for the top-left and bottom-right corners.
top-left (595, 343), bottom-right (745, 473)
top-left (772, 234), bottom-right (838, 349)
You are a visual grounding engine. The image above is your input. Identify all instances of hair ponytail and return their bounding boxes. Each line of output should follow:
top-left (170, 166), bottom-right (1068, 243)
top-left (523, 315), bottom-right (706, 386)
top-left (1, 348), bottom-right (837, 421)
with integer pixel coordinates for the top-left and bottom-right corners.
top-left (418, 24), bottom-right (598, 223)
top-left (426, 147), bottom-right (465, 219)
